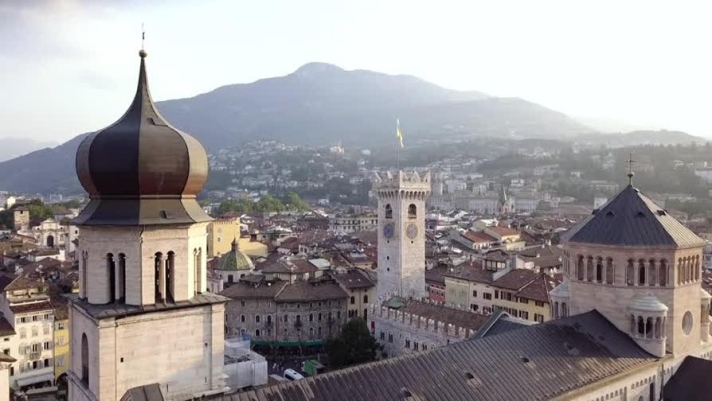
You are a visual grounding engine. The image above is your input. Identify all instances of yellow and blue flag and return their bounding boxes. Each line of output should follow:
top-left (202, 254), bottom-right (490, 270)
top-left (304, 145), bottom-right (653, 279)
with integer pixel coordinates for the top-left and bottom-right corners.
top-left (396, 118), bottom-right (404, 148)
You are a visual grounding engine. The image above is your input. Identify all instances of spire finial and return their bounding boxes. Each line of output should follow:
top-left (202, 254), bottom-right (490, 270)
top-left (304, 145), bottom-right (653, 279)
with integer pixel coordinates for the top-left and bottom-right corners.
top-left (626, 152), bottom-right (635, 186)
top-left (139, 23), bottom-right (147, 58)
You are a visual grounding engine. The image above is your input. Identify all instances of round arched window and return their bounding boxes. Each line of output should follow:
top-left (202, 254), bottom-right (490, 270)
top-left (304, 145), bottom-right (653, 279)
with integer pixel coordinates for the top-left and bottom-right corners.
top-left (682, 311), bottom-right (693, 335)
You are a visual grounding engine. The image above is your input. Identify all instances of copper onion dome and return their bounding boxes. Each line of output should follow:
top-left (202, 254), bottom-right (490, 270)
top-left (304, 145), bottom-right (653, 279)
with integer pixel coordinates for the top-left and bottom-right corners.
top-left (72, 50), bottom-right (212, 226)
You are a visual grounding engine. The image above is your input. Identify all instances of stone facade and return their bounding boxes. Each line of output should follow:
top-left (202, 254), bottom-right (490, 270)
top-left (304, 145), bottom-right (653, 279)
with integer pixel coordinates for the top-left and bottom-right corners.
top-left (561, 243), bottom-right (707, 357)
top-left (275, 300), bottom-right (346, 342)
top-left (68, 302), bottom-right (225, 401)
top-left (224, 295), bottom-right (347, 343)
top-left (373, 171), bottom-right (430, 301)
top-left (77, 223), bottom-right (209, 307)
top-left (372, 305), bottom-right (474, 357)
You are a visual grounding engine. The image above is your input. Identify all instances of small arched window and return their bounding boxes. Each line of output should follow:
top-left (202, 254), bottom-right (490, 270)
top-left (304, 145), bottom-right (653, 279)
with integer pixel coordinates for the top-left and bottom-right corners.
top-left (385, 204), bottom-right (393, 219)
top-left (267, 315), bottom-right (272, 324)
top-left (648, 259), bottom-right (657, 286)
top-left (637, 316), bottom-right (645, 336)
top-left (586, 257), bottom-right (594, 282)
top-left (626, 259), bottom-right (634, 286)
top-left (638, 259), bottom-right (646, 286)
top-left (363, 295), bottom-right (368, 303)
top-left (255, 329), bottom-right (260, 337)
top-left (595, 258), bottom-right (603, 283)
top-left (605, 258), bottom-right (614, 284)
top-left (659, 259), bottom-right (667, 286)
top-left (240, 315), bottom-right (246, 323)
top-left (408, 204), bottom-right (417, 219)
top-left (561, 302), bottom-right (568, 317)
top-left (81, 333), bottom-right (89, 385)
top-left (577, 256), bottom-right (584, 281)
top-left (255, 315), bottom-right (261, 323)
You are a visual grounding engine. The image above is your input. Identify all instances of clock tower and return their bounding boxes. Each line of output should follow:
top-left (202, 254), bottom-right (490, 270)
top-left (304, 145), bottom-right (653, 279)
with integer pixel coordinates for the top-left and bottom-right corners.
top-left (373, 171), bottom-right (431, 302)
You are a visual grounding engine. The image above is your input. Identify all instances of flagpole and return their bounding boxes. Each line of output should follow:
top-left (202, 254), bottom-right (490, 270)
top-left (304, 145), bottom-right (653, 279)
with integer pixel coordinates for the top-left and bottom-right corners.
top-left (396, 118), bottom-right (401, 170)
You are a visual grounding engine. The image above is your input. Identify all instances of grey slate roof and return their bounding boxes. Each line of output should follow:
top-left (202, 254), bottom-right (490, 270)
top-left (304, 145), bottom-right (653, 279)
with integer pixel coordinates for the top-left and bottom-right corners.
top-left (210, 310), bottom-right (656, 401)
top-left (66, 292), bottom-right (228, 320)
top-left (663, 356), bottom-right (712, 401)
top-left (568, 185), bottom-right (705, 247)
top-left (471, 310), bottom-right (533, 339)
top-left (120, 383), bottom-right (164, 401)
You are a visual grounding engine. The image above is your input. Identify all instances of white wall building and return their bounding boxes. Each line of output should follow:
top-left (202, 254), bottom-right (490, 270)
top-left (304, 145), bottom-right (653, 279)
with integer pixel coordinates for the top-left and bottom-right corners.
top-left (0, 276), bottom-right (56, 390)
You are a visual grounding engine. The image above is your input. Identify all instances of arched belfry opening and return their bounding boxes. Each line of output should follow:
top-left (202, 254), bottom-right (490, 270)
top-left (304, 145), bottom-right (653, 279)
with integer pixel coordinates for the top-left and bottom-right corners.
top-left (408, 204), bottom-right (417, 219)
top-left (81, 333), bottom-right (89, 386)
top-left (385, 204), bottom-right (393, 219)
top-left (47, 234), bottom-right (55, 248)
top-left (118, 253), bottom-right (126, 304)
top-left (155, 252), bottom-right (163, 302)
top-left (166, 251), bottom-right (175, 302)
top-left (107, 253), bottom-right (115, 303)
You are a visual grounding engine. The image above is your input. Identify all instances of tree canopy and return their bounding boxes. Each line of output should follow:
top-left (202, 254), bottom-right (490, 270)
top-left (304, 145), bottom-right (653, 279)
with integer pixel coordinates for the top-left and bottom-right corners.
top-left (326, 318), bottom-right (378, 369)
top-left (215, 192), bottom-right (311, 216)
top-left (0, 199), bottom-right (54, 229)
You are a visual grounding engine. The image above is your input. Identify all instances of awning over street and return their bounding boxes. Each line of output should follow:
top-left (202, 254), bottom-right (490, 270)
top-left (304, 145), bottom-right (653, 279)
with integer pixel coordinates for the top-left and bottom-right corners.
top-left (16, 372), bottom-right (54, 387)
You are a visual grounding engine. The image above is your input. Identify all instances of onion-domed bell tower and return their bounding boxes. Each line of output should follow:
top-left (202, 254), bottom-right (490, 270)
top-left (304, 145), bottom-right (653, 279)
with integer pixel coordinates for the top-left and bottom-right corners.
top-left (373, 171), bottom-right (431, 302)
top-left (68, 47), bottom-right (228, 401)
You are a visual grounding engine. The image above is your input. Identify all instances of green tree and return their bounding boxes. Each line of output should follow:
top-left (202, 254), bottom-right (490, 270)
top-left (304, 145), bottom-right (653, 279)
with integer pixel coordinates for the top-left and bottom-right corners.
top-left (255, 194), bottom-right (284, 213)
top-left (25, 200), bottom-right (54, 227)
top-left (326, 318), bottom-right (378, 369)
top-left (283, 192), bottom-right (310, 211)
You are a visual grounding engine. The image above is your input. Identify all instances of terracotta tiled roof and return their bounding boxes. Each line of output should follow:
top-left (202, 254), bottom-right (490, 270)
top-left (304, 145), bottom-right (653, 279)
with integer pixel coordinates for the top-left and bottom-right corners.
top-left (219, 280), bottom-right (287, 300)
top-left (4, 275), bottom-right (44, 292)
top-left (488, 226), bottom-right (520, 237)
top-left (386, 297), bottom-right (490, 332)
top-left (259, 258), bottom-right (318, 274)
top-left (494, 269), bottom-right (540, 291)
top-left (10, 301), bottom-right (53, 314)
top-left (275, 281), bottom-right (348, 302)
top-left (332, 269), bottom-right (375, 289)
top-left (442, 262), bottom-right (493, 284)
top-left (425, 265), bottom-right (449, 286)
top-left (463, 231), bottom-right (497, 243)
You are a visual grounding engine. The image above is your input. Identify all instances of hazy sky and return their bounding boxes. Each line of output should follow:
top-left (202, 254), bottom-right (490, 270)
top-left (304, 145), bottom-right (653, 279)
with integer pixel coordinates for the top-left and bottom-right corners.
top-left (1, 0), bottom-right (711, 143)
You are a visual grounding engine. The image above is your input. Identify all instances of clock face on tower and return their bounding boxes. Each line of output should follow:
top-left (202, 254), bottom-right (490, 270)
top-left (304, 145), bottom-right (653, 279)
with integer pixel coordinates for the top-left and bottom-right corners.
top-left (383, 223), bottom-right (395, 239)
top-left (406, 223), bottom-right (418, 239)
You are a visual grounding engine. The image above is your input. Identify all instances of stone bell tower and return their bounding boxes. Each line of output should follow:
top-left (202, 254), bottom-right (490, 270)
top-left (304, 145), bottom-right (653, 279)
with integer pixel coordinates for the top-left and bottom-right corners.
top-left (67, 48), bottom-right (228, 401)
top-left (373, 171), bottom-right (431, 302)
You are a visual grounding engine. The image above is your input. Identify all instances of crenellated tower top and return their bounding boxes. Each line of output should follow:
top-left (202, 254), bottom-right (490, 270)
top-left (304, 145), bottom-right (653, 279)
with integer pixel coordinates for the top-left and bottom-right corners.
top-left (373, 170), bottom-right (431, 200)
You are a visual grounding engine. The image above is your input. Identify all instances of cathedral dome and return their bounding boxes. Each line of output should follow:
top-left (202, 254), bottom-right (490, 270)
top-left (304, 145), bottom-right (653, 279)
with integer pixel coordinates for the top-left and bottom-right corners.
top-left (564, 185), bottom-right (704, 248)
top-left (216, 239), bottom-right (255, 272)
top-left (72, 51), bottom-right (212, 226)
top-left (629, 294), bottom-right (668, 313)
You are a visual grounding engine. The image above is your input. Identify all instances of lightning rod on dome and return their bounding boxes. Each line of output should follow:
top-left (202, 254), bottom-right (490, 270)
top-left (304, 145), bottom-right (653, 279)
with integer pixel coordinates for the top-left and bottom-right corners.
top-left (626, 152), bottom-right (636, 186)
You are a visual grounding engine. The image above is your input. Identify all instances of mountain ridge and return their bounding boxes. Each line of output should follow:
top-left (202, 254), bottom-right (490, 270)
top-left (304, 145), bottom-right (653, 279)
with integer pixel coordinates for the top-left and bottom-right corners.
top-left (0, 62), bottom-right (596, 194)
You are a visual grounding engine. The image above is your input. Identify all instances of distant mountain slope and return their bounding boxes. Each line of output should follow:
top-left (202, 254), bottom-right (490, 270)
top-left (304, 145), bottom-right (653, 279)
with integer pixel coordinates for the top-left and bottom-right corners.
top-left (157, 62), bottom-right (491, 149)
top-left (0, 138), bottom-right (58, 162)
top-left (575, 130), bottom-right (706, 147)
top-left (0, 62), bottom-right (589, 194)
